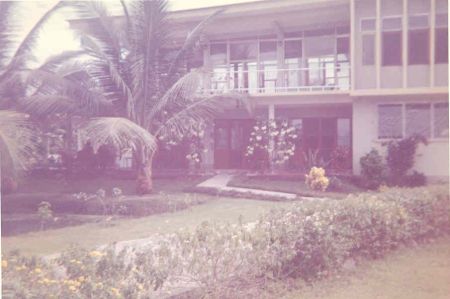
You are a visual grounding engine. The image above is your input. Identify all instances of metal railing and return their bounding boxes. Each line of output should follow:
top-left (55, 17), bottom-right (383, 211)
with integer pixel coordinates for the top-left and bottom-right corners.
top-left (201, 64), bottom-right (350, 94)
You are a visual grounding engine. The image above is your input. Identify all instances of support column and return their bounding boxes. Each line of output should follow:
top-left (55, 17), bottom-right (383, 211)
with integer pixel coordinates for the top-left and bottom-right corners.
top-left (402, 0), bottom-right (408, 88)
top-left (350, 0), bottom-right (356, 91)
top-left (375, 0), bottom-right (381, 89)
top-left (430, 0), bottom-right (436, 87)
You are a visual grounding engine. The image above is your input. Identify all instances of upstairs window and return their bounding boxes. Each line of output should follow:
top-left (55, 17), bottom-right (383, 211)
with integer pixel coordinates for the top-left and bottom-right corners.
top-left (362, 35), bottom-right (375, 65)
top-left (382, 17), bottom-right (402, 66)
top-left (408, 15), bottom-right (429, 65)
top-left (378, 104), bottom-right (402, 138)
top-left (435, 14), bottom-right (448, 64)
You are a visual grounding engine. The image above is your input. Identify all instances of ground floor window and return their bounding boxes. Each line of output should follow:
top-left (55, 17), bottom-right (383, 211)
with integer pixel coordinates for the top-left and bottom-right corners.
top-left (378, 102), bottom-right (449, 139)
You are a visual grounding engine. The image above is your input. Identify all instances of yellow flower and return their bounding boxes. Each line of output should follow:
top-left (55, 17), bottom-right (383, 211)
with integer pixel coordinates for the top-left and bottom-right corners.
top-left (68, 285), bottom-right (77, 292)
top-left (89, 251), bottom-right (105, 258)
top-left (137, 284), bottom-right (144, 291)
top-left (34, 268), bottom-right (42, 274)
top-left (110, 287), bottom-right (120, 296)
top-left (2, 260), bottom-right (8, 268)
top-left (78, 276), bottom-right (85, 282)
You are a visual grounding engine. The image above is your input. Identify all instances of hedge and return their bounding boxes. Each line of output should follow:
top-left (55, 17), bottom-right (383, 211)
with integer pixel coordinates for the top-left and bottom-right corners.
top-left (2, 186), bottom-right (449, 298)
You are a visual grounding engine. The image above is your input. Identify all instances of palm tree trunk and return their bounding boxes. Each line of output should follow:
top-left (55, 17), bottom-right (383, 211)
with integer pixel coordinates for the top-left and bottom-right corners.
top-left (136, 149), bottom-right (154, 194)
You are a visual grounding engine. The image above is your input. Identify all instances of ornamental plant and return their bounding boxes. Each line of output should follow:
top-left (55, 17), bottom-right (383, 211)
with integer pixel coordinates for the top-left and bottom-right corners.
top-left (245, 119), bottom-right (298, 171)
top-left (305, 167), bottom-right (330, 191)
top-left (37, 201), bottom-right (53, 230)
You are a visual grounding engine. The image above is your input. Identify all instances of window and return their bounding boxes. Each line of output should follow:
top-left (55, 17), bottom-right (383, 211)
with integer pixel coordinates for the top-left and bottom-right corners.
top-left (230, 43), bottom-right (257, 61)
top-left (382, 17), bottom-right (402, 66)
top-left (434, 103), bottom-right (449, 138)
top-left (360, 18), bottom-right (376, 32)
top-left (210, 43), bottom-right (227, 65)
top-left (362, 34), bottom-right (375, 65)
top-left (284, 40), bottom-right (302, 60)
top-left (408, 29), bottom-right (429, 64)
top-left (405, 104), bottom-right (431, 137)
top-left (382, 31), bottom-right (402, 66)
top-left (378, 104), bottom-right (402, 138)
top-left (435, 14), bottom-right (448, 63)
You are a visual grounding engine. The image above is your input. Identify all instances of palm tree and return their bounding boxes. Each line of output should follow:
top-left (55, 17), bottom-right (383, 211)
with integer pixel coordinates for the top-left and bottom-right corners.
top-left (0, 1), bottom-right (75, 182)
top-left (25, 0), bottom-right (246, 194)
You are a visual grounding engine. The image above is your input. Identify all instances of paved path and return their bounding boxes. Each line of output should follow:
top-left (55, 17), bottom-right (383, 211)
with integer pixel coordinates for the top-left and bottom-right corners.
top-left (197, 174), bottom-right (297, 200)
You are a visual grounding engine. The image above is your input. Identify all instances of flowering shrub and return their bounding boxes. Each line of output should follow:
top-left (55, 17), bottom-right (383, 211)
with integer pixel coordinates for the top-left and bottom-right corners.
top-left (73, 188), bottom-right (127, 216)
top-left (37, 201), bottom-right (53, 230)
top-left (3, 186), bottom-right (449, 298)
top-left (245, 120), bottom-right (298, 171)
top-left (305, 167), bottom-right (330, 191)
top-left (360, 149), bottom-right (388, 189)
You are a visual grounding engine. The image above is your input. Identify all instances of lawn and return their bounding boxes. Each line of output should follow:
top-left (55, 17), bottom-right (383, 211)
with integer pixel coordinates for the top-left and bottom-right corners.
top-left (2, 197), bottom-right (292, 256)
top-left (275, 237), bottom-right (450, 299)
top-left (228, 175), bottom-right (362, 198)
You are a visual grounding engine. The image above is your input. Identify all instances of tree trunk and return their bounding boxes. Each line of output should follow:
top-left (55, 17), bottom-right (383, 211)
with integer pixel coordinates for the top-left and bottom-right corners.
top-left (136, 149), bottom-right (154, 195)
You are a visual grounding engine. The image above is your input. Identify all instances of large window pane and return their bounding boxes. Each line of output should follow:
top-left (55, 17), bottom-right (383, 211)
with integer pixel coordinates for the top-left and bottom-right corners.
top-left (409, 29), bottom-right (429, 65)
top-left (337, 118), bottom-right (351, 147)
top-left (435, 28), bottom-right (448, 64)
top-left (230, 43), bottom-right (257, 61)
top-left (434, 103), bottom-right (449, 138)
top-left (405, 104), bottom-right (431, 137)
top-left (210, 43), bottom-right (227, 65)
top-left (362, 34), bottom-right (375, 65)
top-left (378, 104), bottom-right (402, 138)
top-left (382, 31), bottom-right (402, 66)
top-left (259, 41), bottom-right (277, 61)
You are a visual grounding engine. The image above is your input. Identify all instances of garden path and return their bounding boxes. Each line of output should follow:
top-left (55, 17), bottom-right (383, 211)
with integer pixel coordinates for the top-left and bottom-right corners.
top-left (197, 174), bottom-right (298, 200)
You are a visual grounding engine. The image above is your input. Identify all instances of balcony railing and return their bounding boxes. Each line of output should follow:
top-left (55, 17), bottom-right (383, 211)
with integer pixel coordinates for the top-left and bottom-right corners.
top-left (201, 64), bottom-right (350, 95)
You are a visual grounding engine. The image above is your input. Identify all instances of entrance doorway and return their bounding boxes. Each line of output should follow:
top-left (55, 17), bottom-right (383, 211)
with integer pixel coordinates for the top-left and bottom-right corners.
top-left (214, 119), bottom-right (254, 169)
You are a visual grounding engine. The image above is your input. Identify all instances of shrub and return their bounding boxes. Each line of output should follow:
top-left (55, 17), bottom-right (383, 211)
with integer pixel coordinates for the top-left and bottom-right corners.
top-left (305, 167), bottom-right (330, 191)
top-left (385, 134), bottom-right (427, 185)
top-left (3, 186), bottom-right (449, 298)
top-left (360, 149), bottom-right (387, 189)
top-left (37, 201), bottom-right (53, 230)
top-left (404, 171), bottom-right (427, 187)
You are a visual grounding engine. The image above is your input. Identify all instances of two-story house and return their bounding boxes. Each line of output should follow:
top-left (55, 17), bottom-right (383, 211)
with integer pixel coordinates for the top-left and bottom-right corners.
top-left (70, 0), bottom-right (449, 180)
top-left (166, 0), bottom-right (448, 180)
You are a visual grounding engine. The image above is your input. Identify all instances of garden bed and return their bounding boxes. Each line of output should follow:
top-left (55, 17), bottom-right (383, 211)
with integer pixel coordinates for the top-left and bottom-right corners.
top-left (228, 174), bottom-right (362, 199)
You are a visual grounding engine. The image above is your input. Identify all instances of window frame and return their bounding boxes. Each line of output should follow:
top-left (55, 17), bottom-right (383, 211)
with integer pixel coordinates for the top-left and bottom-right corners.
top-left (377, 102), bottom-right (449, 141)
top-left (381, 16), bottom-right (403, 67)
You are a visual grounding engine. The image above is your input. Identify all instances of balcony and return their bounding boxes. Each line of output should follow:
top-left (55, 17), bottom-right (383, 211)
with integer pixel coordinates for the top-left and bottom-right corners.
top-left (202, 63), bottom-right (350, 95)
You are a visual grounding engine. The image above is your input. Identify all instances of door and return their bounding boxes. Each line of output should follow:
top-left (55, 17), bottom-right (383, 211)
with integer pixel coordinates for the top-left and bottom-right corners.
top-left (214, 119), bottom-right (253, 169)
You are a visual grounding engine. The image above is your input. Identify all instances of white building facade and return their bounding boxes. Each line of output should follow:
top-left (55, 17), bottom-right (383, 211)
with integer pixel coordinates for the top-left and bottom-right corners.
top-left (168, 0), bottom-right (448, 179)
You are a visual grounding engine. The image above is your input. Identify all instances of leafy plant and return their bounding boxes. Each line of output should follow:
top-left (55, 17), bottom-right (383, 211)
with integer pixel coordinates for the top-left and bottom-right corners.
top-left (305, 167), bottom-right (330, 191)
top-left (245, 120), bottom-right (299, 172)
top-left (384, 134), bottom-right (427, 185)
top-left (37, 201), bottom-right (53, 230)
top-left (360, 149), bottom-right (387, 189)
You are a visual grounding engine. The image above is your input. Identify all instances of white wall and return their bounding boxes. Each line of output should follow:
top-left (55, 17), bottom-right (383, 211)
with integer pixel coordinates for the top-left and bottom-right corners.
top-left (352, 96), bottom-right (449, 179)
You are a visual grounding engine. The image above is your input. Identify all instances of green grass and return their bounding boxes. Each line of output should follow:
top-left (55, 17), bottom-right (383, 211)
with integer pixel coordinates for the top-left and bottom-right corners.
top-left (2, 196), bottom-right (292, 256)
top-left (228, 175), bottom-right (362, 199)
top-left (15, 176), bottom-right (205, 195)
top-left (273, 237), bottom-right (450, 299)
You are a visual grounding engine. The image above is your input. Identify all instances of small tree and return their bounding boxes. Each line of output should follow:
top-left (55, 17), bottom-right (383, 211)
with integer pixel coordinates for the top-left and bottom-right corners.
top-left (360, 149), bottom-right (387, 189)
top-left (385, 134), bottom-right (427, 181)
top-left (245, 120), bottom-right (298, 172)
top-left (37, 201), bottom-right (53, 230)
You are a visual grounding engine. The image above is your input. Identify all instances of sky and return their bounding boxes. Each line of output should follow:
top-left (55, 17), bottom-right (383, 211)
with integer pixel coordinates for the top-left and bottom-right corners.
top-left (13, 0), bottom-right (265, 66)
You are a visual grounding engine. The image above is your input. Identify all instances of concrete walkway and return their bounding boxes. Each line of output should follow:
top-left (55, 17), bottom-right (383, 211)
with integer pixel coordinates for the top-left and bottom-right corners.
top-left (197, 174), bottom-right (297, 200)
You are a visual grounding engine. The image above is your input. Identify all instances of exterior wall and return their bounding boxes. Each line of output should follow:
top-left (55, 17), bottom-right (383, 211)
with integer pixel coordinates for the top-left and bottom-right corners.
top-left (353, 0), bottom-right (448, 91)
top-left (352, 95), bottom-right (449, 179)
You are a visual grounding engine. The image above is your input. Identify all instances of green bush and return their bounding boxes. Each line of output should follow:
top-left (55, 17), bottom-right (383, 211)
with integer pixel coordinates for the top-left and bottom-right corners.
top-left (385, 135), bottom-right (427, 185)
top-left (359, 149), bottom-right (387, 189)
top-left (3, 186), bottom-right (449, 298)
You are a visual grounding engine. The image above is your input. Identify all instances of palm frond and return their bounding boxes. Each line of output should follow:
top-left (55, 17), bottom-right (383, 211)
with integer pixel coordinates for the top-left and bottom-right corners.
top-left (155, 93), bottom-right (246, 140)
top-left (81, 117), bottom-right (157, 154)
top-left (167, 9), bottom-right (224, 77)
top-left (0, 1), bottom-right (15, 70)
top-left (0, 110), bottom-right (38, 176)
top-left (146, 69), bottom-right (202, 126)
top-left (6, 1), bottom-right (68, 72)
